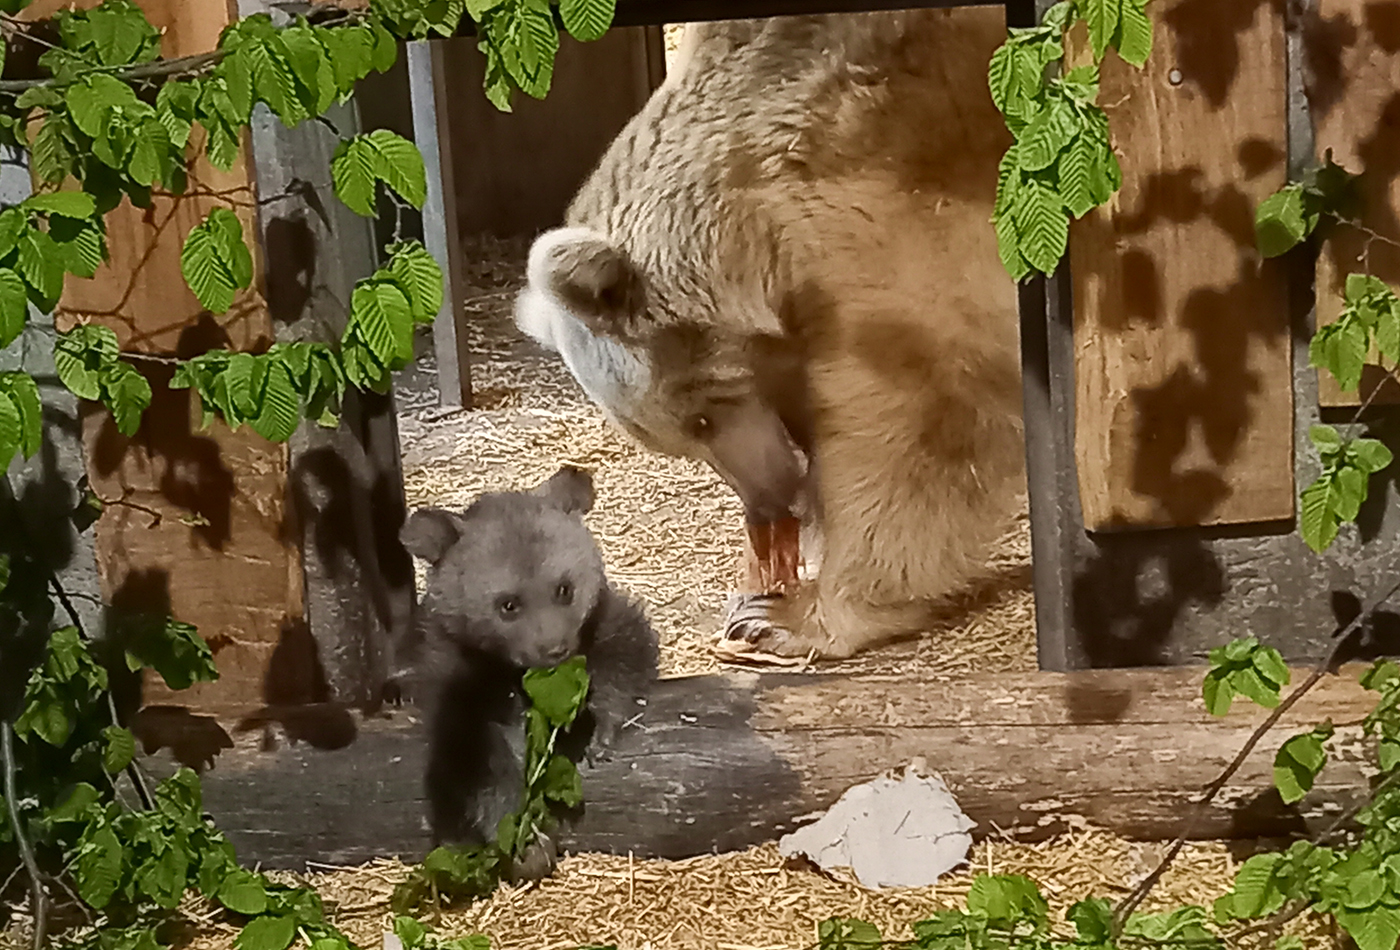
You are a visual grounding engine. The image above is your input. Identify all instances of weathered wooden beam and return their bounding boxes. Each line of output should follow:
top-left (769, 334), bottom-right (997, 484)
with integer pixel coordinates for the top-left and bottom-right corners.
top-left (142, 666), bottom-right (1378, 871)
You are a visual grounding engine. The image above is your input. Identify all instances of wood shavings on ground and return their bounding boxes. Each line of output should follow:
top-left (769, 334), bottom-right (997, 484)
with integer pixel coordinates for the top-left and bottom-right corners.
top-left (169, 829), bottom-right (1338, 950)
top-left (392, 234), bottom-right (1037, 679)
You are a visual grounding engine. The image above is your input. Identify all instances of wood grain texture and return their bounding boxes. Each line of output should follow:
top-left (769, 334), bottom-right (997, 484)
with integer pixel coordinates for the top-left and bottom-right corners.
top-left (1069, 0), bottom-right (1295, 531)
top-left (138, 667), bottom-right (1378, 869)
top-left (1309, 0), bottom-right (1400, 407)
top-left (20, 0), bottom-right (304, 713)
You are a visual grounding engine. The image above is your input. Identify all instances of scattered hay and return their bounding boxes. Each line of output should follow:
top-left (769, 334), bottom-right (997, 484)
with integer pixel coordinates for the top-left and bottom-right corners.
top-left (166, 830), bottom-right (1336, 950)
top-left (393, 235), bottom-right (1037, 679)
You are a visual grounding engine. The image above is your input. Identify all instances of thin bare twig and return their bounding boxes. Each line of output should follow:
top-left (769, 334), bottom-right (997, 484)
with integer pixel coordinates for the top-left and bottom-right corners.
top-left (1113, 574), bottom-right (1400, 934)
top-left (2, 722), bottom-right (47, 950)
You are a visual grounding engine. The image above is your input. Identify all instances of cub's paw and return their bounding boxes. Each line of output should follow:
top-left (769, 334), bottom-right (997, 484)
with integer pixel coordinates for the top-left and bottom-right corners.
top-left (715, 593), bottom-right (821, 664)
top-left (506, 832), bottom-right (559, 883)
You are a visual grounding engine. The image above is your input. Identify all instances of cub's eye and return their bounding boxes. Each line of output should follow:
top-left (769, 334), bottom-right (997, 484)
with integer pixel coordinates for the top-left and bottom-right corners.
top-left (555, 581), bottom-right (574, 605)
top-left (496, 595), bottom-right (521, 619)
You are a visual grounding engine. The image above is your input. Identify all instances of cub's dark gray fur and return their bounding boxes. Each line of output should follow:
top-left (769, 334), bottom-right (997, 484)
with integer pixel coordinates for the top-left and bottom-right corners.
top-left (394, 465), bottom-right (659, 880)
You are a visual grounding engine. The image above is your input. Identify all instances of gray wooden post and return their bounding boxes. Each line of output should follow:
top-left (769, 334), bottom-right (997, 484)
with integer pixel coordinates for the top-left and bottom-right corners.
top-left (407, 40), bottom-right (474, 410)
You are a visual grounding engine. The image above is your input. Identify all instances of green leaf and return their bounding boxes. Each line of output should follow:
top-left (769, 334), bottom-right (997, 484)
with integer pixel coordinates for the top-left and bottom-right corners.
top-left (1231, 666), bottom-right (1281, 708)
top-left (1229, 852), bottom-right (1286, 918)
top-left (128, 118), bottom-right (174, 189)
top-left (48, 783), bottom-right (101, 823)
top-left (1333, 463), bottom-right (1366, 522)
top-left (76, 823), bottom-right (124, 909)
top-left (0, 390), bottom-right (20, 471)
top-left (1115, 0), bottom-right (1153, 68)
top-left (102, 361), bottom-right (152, 437)
top-left (331, 137), bottom-right (378, 217)
top-left (988, 43), bottom-right (1017, 116)
top-left (393, 917), bottom-right (428, 950)
top-left (236, 915), bottom-right (298, 950)
top-left (387, 241), bottom-right (445, 322)
top-left (558, 0), bottom-right (615, 42)
top-left (1300, 475), bottom-right (1340, 553)
top-left (1018, 99), bottom-right (1077, 172)
top-left (966, 874), bottom-right (1049, 926)
top-left (123, 617), bottom-right (219, 690)
top-left (23, 191), bottom-right (96, 220)
top-left (1349, 437), bottom-right (1394, 474)
top-left (542, 754), bottom-right (583, 807)
top-left (248, 360), bottom-right (300, 443)
top-left (1068, 897), bottom-right (1113, 941)
top-left (18, 228), bottom-right (66, 310)
top-left (102, 725), bottom-right (137, 774)
top-left (218, 868), bottom-right (269, 916)
top-left (1255, 186), bottom-right (1309, 258)
top-left (349, 279), bottom-right (415, 368)
top-left (1346, 869), bottom-right (1387, 910)
top-left (1013, 180), bottom-right (1069, 275)
top-left (1081, 0), bottom-right (1123, 61)
top-left (182, 209), bottom-right (250, 314)
top-left (54, 324), bottom-right (117, 401)
top-left (1252, 645), bottom-right (1290, 688)
top-left (522, 655), bottom-right (591, 728)
top-left (1059, 133), bottom-right (1097, 218)
top-left (0, 371), bottom-right (38, 458)
top-left (817, 917), bottom-right (882, 950)
top-left (1309, 423), bottom-right (1344, 457)
top-left (1274, 732), bottom-right (1327, 804)
top-left (88, 0), bottom-right (160, 65)
top-left (368, 129), bottom-right (428, 209)
top-left (1378, 298), bottom-right (1400, 365)
top-left (1202, 668), bottom-right (1235, 716)
top-left (1337, 902), bottom-right (1400, 950)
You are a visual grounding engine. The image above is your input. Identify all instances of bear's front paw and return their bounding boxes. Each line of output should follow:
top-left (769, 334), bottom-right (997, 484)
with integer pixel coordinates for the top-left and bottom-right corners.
top-left (716, 593), bottom-right (821, 661)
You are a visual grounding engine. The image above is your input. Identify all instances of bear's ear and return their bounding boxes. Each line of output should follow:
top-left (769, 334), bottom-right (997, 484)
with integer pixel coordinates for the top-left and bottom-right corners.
top-left (400, 508), bottom-right (464, 565)
top-left (527, 227), bottom-right (648, 342)
top-left (533, 464), bottom-right (595, 515)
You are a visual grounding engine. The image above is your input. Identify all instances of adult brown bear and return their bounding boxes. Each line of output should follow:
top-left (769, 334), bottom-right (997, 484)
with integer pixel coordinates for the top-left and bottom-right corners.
top-left (514, 7), bottom-right (1026, 660)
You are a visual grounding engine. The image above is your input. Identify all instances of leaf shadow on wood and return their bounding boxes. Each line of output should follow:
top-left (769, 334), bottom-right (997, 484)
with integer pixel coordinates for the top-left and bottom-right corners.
top-left (1161, 0), bottom-right (1286, 109)
top-left (231, 616), bottom-right (361, 753)
top-left (1071, 531), bottom-right (1230, 666)
top-left (85, 362), bottom-right (237, 553)
top-left (0, 410), bottom-right (86, 721)
top-left (105, 568), bottom-right (236, 773)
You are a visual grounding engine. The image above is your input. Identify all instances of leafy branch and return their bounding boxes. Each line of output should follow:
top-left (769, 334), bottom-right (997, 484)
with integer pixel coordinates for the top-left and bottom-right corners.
top-left (989, 0), bottom-right (1150, 280)
top-left (1252, 154), bottom-right (1400, 553)
top-left (390, 658), bottom-right (592, 915)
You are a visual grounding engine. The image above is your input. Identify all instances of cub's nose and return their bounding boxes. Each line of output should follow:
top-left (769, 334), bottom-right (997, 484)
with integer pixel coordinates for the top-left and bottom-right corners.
top-left (541, 644), bottom-right (573, 665)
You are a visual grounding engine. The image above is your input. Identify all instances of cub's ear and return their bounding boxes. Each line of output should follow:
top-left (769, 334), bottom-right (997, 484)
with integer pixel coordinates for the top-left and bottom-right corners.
top-left (533, 464), bottom-right (595, 515)
top-left (527, 227), bottom-right (649, 342)
top-left (400, 508), bottom-right (464, 565)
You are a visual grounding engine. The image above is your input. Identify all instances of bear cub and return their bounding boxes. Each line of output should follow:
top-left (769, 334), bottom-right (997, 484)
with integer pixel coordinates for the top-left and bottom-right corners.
top-left (395, 465), bottom-right (659, 881)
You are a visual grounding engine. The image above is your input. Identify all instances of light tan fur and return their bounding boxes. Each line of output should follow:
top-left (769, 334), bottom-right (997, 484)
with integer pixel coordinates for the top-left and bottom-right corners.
top-left (516, 8), bottom-right (1025, 659)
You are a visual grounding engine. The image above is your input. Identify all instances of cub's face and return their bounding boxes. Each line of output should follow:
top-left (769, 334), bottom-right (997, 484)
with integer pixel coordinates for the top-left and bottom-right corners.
top-left (401, 467), bottom-right (606, 669)
top-left (515, 227), bottom-right (811, 526)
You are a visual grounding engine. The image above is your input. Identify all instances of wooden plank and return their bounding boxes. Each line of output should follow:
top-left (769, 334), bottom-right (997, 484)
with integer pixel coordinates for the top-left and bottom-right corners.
top-left (1068, 0), bottom-right (1294, 532)
top-left (138, 667), bottom-right (1377, 869)
top-left (1310, 0), bottom-right (1400, 407)
top-left (408, 40), bottom-right (474, 410)
top-left (19, 0), bottom-right (304, 713)
top-left (437, 27), bottom-right (669, 240)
